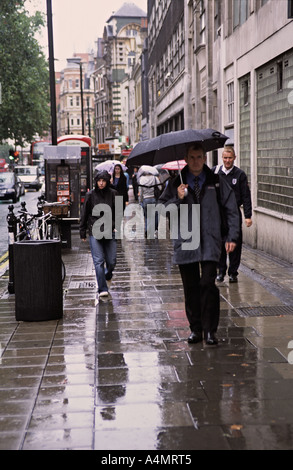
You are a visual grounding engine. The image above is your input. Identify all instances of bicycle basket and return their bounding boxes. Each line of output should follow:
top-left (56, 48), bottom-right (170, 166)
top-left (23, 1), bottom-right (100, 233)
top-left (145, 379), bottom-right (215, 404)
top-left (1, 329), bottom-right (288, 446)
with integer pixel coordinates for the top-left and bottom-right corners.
top-left (43, 203), bottom-right (69, 217)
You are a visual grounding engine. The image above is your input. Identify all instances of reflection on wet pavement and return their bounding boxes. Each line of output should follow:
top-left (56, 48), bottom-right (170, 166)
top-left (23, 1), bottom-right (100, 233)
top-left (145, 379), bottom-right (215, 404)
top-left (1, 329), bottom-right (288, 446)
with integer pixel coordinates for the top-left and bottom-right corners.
top-left (1, 226), bottom-right (293, 450)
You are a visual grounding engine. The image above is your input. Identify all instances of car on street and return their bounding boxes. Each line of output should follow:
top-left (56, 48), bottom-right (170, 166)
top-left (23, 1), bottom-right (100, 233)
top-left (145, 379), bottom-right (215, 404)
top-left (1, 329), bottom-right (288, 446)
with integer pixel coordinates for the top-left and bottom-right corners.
top-left (18, 177), bottom-right (25, 196)
top-left (15, 165), bottom-right (42, 191)
top-left (0, 172), bottom-right (24, 203)
top-left (0, 159), bottom-right (8, 173)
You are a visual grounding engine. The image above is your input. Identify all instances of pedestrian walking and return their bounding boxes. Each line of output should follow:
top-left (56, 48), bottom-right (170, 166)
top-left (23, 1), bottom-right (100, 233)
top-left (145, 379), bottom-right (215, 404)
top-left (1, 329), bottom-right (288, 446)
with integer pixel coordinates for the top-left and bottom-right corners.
top-left (159, 143), bottom-right (240, 345)
top-left (139, 171), bottom-right (161, 238)
top-left (131, 167), bottom-right (139, 201)
top-left (213, 146), bottom-right (252, 283)
top-left (111, 164), bottom-right (129, 210)
top-left (80, 171), bottom-right (118, 298)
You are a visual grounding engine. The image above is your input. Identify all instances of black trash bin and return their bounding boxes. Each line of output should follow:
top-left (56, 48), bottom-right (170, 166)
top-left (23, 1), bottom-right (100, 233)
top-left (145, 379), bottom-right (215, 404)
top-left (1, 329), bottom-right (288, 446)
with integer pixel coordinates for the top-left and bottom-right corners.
top-left (14, 240), bottom-right (63, 321)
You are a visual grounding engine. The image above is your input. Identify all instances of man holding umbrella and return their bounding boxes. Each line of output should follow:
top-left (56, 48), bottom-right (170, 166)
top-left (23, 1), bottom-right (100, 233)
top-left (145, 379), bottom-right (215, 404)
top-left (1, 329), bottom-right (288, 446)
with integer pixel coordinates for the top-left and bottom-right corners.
top-left (159, 143), bottom-right (240, 345)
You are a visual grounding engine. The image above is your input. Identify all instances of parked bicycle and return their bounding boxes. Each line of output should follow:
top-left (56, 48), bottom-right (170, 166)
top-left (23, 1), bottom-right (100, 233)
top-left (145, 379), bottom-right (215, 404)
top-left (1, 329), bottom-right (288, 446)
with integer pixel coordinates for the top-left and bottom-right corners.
top-left (16, 207), bottom-right (60, 242)
top-left (14, 202), bottom-right (66, 282)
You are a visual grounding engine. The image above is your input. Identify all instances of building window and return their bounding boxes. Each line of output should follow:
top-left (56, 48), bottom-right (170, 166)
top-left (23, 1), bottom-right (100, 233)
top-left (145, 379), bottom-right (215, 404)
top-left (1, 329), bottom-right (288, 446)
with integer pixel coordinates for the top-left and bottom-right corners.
top-left (227, 82), bottom-right (234, 123)
top-left (214, 0), bottom-right (221, 40)
top-left (243, 80), bottom-right (249, 106)
top-left (288, 0), bottom-right (293, 18)
top-left (256, 53), bottom-right (293, 216)
top-left (199, 0), bottom-right (206, 44)
top-left (126, 29), bottom-right (138, 37)
top-left (160, 17), bottom-right (185, 86)
top-left (128, 53), bottom-right (135, 67)
top-left (75, 79), bottom-right (79, 88)
top-left (233, 0), bottom-right (249, 28)
top-left (76, 96), bottom-right (80, 106)
top-left (178, 18), bottom-right (185, 73)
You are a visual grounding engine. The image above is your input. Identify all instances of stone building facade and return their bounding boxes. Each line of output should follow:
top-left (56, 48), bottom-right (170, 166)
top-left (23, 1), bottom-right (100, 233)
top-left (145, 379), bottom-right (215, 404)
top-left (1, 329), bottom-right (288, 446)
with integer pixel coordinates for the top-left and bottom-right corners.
top-left (148, 0), bottom-right (185, 137)
top-left (92, 3), bottom-right (147, 150)
top-left (209, 0), bottom-right (293, 261)
top-left (57, 53), bottom-right (95, 140)
top-left (147, 0), bottom-right (293, 262)
top-left (65, 1), bottom-right (293, 262)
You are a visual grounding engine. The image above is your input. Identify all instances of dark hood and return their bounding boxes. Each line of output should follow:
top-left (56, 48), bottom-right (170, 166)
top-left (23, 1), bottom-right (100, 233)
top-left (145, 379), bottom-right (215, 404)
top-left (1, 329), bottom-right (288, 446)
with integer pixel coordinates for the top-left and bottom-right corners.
top-left (94, 170), bottom-right (111, 190)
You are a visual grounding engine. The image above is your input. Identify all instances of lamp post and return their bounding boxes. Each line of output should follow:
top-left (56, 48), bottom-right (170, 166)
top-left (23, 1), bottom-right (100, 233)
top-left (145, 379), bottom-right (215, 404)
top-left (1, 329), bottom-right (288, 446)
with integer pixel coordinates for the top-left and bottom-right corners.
top-left (46, 0), bottom-right (57, 145)
top-left (73, 61), bottom-right (85, 135)
top-left (87, 97), bottom-right (91, 138)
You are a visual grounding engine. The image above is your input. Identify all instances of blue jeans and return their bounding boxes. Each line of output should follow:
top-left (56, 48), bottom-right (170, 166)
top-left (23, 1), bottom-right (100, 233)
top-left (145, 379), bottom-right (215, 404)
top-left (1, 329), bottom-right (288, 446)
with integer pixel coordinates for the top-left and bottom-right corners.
top-left (142, 197), bottom-right (158, 236)
top-left (89, 236), bottom-right (117, 293)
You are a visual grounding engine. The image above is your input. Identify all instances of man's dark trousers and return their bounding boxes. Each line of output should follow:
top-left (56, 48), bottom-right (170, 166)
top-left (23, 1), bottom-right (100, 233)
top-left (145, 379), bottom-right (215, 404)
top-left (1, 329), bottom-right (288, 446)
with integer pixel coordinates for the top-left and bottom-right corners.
top-left (219, 224), bottom-right (242, 276)
top-left (179, 261), bottom-right (219, 334)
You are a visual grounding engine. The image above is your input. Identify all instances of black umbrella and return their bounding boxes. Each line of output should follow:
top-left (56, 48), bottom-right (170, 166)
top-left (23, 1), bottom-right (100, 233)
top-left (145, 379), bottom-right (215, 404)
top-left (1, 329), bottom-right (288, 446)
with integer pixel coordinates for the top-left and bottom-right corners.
top-left (126, 128), bottom-right (229, 168)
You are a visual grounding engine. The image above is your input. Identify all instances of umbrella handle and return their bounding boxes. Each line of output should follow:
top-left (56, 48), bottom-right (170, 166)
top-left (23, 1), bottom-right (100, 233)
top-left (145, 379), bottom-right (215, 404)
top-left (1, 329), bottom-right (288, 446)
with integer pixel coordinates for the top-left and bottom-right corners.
top-left (177, 160), bottom-right (188, 197)
top-left (177, 160), bottom-right (183, 184)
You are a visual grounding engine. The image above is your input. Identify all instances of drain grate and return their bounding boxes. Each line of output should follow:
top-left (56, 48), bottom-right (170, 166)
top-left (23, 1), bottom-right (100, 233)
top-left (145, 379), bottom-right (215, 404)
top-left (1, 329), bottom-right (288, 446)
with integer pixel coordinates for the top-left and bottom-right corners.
top-left (236, 305), bottom-right (293, 317)
top-left (69, 281), bottom-right (96, 289)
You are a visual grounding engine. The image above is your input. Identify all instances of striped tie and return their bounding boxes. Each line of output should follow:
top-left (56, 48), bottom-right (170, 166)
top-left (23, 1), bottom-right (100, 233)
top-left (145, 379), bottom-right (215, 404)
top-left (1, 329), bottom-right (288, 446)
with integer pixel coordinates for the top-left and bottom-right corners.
top-left (194, 176), bottom-right (201, 203)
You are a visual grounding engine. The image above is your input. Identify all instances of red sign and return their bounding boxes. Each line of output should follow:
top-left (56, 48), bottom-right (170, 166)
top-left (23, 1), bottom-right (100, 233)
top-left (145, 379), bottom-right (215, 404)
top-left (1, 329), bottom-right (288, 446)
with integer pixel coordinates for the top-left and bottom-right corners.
top-left (121, 149), bottom-right (132, 157)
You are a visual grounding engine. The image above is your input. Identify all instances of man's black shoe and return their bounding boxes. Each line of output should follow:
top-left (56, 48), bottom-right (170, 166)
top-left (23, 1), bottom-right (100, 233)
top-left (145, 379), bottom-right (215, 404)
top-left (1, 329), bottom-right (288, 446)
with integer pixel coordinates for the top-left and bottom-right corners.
top-left (229, 274), bottom-right (238, 283)
top-left (216, 274), bottom-right (225, 282)
top-left (187, 331), bottom-right (203, 344)
top-left (204, 332), bottom-right (218, 346)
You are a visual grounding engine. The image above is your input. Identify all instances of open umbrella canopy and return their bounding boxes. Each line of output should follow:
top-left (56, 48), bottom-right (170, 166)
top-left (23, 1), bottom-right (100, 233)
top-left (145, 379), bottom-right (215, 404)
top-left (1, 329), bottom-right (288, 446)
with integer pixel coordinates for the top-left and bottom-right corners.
top-left (127, 128), bottom-right (229, 167)
top-left (162, 160), bottom-right (187, 171)
top-left (94, 160), bottom-right (127, 174)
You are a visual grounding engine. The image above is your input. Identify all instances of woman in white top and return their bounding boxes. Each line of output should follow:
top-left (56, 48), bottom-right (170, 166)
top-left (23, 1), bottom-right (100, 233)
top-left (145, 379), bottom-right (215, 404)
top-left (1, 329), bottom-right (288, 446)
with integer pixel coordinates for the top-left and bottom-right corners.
top-left (139, 173), bottom-right (161, 238)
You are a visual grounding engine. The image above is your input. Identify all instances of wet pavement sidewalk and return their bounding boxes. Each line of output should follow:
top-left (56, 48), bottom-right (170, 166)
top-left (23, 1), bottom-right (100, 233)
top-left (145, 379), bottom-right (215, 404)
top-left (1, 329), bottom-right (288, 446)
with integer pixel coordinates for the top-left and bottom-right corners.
top-left (1, 211), bottom-right (293, 451)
